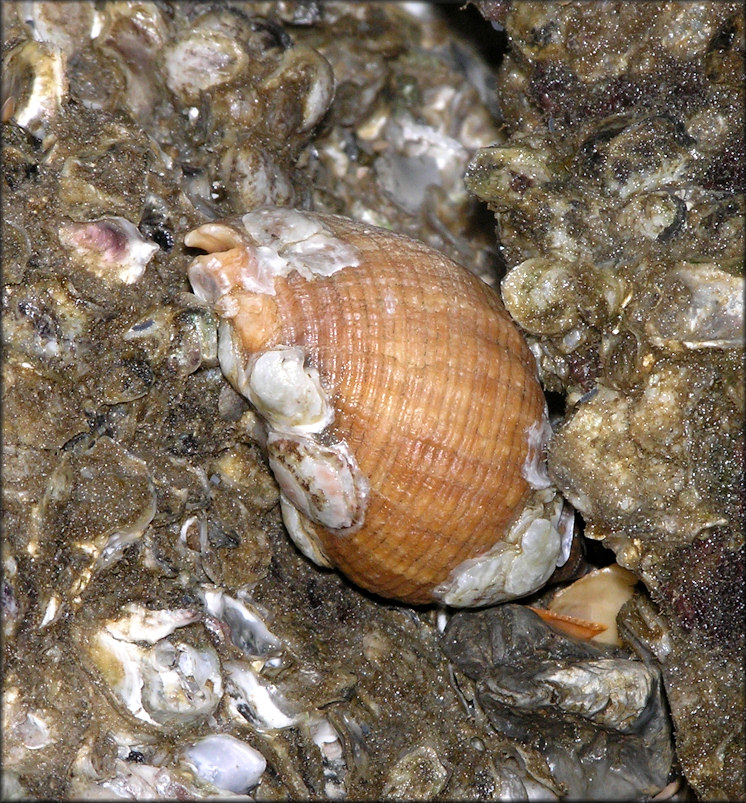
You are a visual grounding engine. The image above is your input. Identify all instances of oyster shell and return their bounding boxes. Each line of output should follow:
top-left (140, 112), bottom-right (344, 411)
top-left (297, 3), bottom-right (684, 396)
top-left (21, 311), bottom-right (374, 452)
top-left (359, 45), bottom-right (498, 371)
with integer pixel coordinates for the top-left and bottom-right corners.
top-left (182, 733), bottom-right (266, 794)
top-left (442, 604), bottom-right (674, 800)
top-left (82, 604), bottom-right (222, 728)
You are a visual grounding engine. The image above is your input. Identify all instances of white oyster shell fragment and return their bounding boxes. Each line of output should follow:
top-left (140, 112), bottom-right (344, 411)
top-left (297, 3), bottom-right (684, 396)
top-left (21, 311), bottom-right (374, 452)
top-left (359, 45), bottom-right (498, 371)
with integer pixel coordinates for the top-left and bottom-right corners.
top-left (647, 263), bottom-right (745, 349)
top-left (86, 605), bottom-right (222, 728)
top-left (433, 486), bottom-right (564, 607)
top-left (224, 660), bottom-right (298, 732)
top-left (58, 217), bottom-right (159, 284)
top-left (654, 2), bottom-right (726, 58)
top-left (2, 687), bottom-right (51, 796)
top-left (2, 39), bottom-right (67, 138)
top-left (38, 594), bottom-right (61, 628)
top-left (139, 641), bottom-right (222, 726)
top-left (105, 602), bottom-right (200, 643)
top-left (70, 750), bottom-right (211, 800)
top-left (200, 588), bottom-right (283, 659)
top-left (182, 734), bottom-right (266, 794)
top-left (6, 705), bottom-right (53, 752)
top-left (91, 763), bottom-right (191, 800)
top-left (309, 717), bottom-right (346, 799)
top-left (67, 728), bottom-right (238, 800)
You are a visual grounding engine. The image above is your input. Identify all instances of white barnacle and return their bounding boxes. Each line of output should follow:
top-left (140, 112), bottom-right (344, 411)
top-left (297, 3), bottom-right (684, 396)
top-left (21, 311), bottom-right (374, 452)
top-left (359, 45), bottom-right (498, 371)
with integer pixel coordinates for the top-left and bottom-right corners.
top-left (266, 432), bottom-right (369, 532)
top-left (433, 488), bottom-right (565, 607)
top-left (248, 346), bottom-right (333, 433)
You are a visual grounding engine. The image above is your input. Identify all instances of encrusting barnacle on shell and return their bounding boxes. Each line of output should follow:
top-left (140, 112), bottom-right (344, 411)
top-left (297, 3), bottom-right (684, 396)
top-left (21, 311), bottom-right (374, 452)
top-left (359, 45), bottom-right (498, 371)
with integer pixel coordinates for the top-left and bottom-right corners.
top-left (185, 207), bottom-right (571, 606)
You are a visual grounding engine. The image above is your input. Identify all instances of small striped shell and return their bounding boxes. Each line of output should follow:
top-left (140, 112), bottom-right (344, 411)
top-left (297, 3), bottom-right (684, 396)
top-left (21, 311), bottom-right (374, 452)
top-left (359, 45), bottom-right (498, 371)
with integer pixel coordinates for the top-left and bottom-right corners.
top-left (186, 208), bottom-right (566, 605)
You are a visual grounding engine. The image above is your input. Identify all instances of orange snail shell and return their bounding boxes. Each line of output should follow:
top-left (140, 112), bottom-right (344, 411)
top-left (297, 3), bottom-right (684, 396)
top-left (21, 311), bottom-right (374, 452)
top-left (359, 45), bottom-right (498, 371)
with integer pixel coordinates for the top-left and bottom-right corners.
top-left (186, 208), bottom-right (566, 606)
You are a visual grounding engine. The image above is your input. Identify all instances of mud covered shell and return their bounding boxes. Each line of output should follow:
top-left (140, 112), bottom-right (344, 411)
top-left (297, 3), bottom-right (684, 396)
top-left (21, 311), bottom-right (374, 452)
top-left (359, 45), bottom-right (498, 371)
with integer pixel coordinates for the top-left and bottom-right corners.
top-left (186, 208), bottom-right (560, 605)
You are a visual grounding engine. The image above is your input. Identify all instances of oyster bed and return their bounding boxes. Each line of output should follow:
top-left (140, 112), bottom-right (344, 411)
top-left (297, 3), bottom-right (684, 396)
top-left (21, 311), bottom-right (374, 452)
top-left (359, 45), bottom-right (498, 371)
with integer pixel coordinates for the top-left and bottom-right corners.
top-left (2, 2), bottom-right (743, 800)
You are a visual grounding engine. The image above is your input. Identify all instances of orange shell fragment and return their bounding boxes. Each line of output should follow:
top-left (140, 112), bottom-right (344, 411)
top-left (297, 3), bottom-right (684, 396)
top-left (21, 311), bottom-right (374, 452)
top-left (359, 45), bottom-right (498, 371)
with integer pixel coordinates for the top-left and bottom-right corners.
top-left (528, 605), bottom-right (608, 641)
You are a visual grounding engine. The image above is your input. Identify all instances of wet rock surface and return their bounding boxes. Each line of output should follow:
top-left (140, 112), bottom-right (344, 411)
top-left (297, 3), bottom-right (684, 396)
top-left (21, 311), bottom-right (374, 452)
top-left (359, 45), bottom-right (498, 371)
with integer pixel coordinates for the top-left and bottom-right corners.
top-left (2, 1), bottom-right (743, 800)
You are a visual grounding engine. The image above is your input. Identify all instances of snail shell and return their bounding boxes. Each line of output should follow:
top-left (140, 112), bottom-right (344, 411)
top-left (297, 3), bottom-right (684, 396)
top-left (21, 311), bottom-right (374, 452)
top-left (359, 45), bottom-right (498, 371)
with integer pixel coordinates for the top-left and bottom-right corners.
top-left (186, 208), bottom-right (567, 606)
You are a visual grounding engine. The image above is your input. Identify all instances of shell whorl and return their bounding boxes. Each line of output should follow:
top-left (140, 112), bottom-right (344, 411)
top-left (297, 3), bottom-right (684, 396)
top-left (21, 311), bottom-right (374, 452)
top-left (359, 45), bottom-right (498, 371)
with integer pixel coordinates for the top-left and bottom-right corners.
top-left (187, 209), bottom-right (554, 605)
